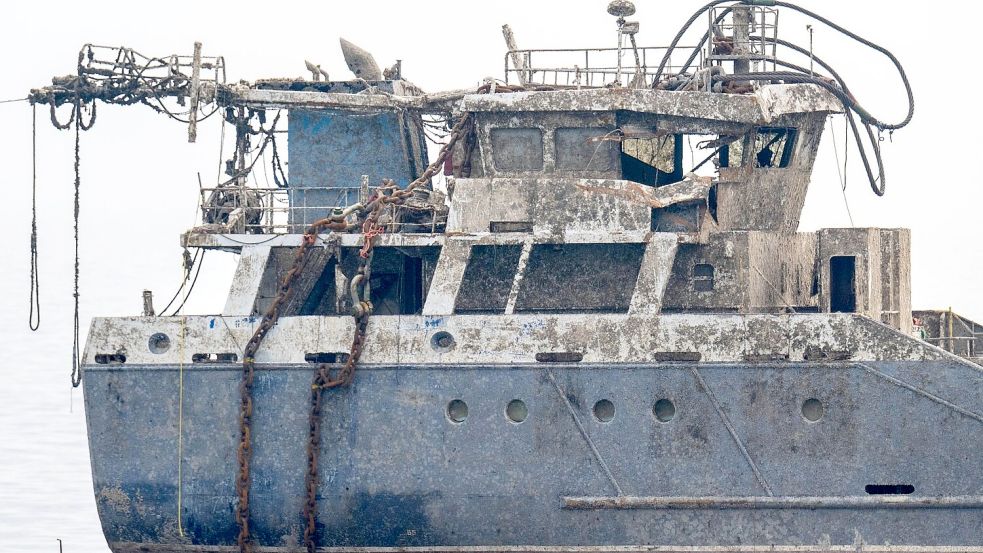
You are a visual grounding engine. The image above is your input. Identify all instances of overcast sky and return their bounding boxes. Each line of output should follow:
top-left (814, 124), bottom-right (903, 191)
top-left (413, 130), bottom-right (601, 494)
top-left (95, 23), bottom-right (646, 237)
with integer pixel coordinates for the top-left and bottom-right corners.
top-left (0, 1), bottom-right (980, 549)
top-left (2, 0), bottom-right (979, 327)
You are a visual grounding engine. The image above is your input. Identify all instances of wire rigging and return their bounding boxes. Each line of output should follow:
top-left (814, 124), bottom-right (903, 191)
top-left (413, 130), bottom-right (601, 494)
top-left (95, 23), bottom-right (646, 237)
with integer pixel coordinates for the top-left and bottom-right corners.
top-left (29, 104), bottom-right (40, 331)
top-left (167, 250), bottom-right (206, 316)
top-left (71, 103), bottom-right (82, 388)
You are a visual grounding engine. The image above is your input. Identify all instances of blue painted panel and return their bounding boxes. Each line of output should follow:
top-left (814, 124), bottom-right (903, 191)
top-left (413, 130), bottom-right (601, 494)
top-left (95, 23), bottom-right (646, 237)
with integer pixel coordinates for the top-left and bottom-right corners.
top-left (83, 360), bottom-right (983, 549)
top-left (288, 109), bottom-right (423, 227)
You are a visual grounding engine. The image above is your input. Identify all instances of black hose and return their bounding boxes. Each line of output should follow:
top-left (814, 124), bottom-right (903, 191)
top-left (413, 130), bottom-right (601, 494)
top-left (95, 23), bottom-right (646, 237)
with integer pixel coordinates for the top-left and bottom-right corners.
top-left (771, 1), bottom-right (913, 131)
top-left (651, 1), bottom-right (911, 196)
top-left (713, 72), bottom-right (886, 194)
top-left (652, 0), bottom-right (738, 83)
top-left (669, 7), bottom-right (734, 83)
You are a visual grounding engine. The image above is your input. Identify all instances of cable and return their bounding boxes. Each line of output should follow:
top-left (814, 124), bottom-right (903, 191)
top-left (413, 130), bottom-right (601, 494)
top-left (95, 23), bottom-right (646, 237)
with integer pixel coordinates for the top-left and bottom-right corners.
top-left (70, 107), bottom-right (82, 388)
top-left (653, 0), bottom-right (735, 84)
top-left (29, 103), bottom-right (40, 331)
top-left (828, 115), bottom-right (854, 226)
top-left (168, 250), bottom-right (206, 316)
top-left (158, 248), bottom-right (202, 315)
top-left (771, 0), bottom-right (913, 130)
top-left (651, 1), bottom-right (911, 196)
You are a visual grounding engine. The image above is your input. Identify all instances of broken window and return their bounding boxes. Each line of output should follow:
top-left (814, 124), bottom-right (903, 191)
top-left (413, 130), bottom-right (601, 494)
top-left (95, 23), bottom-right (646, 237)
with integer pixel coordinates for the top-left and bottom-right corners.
top-left (621, 134), bottom-right (680, 185)
top-left (455, 245), bottom-right (523, 314)
top-left (753, 127), bottom-right (797, 168)
top-left (515, 243), bottom-right (645, 313)
top-left (829, 255), bottom-right (857, 313)
top-left (693, 263), bottom-right (715, 292)
top-left (555, 127), bottom-right (619, 172)
top-left (294, 246), bottom-right (441, 316)
top-left (490, 127), bottom-right (544, 171)
top-left (365, 247), bottom-right (441, 315)
top-left (621, 132), bottom-right (744, 186)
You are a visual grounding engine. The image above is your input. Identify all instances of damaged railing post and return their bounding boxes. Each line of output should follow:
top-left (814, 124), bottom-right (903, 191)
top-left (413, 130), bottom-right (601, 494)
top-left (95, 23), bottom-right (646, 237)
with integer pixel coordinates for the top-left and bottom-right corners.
top-left (502, 25), bottom-right (528, 86)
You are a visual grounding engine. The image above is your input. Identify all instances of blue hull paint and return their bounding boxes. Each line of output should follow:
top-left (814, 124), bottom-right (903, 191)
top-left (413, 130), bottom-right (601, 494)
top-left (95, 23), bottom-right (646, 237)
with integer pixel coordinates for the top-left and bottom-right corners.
top-left (83, 361), bottom-right (983, 549)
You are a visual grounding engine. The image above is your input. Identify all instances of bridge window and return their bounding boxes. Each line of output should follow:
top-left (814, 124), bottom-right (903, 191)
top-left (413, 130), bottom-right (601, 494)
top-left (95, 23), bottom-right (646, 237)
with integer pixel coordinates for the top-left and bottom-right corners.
top-left (455, 245), bottom-right (523, 314)
top-left (693, 263), bottom-right (715, 292)
top-left (555, 127), bottom-right (618, 172)
top-left (621, 134), bottom-right (680, 185)
top-left (515, 243), bottom-right (644, 313)
top-left (491, 127), bottom-right (544, 172)
top-left (753, 127), bottom-right (797, 168)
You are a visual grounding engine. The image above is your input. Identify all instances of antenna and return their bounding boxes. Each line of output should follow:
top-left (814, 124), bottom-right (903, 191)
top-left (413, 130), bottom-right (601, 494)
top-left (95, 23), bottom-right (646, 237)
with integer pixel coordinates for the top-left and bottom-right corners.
top-left (608, 1), bottom-right (641, 86)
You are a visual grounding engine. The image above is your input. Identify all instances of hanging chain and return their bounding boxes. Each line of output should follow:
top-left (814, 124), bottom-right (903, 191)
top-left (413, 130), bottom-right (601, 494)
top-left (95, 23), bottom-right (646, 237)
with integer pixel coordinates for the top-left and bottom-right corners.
top-left (29, 103), bottom-right (41, 331)
top-left (231, 113), bottom-right (473, 553)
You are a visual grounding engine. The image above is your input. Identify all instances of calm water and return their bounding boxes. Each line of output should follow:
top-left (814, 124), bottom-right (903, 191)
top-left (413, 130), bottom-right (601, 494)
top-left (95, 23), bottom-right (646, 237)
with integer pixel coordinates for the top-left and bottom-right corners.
top-left (0, 310), bottom-right (110, 553)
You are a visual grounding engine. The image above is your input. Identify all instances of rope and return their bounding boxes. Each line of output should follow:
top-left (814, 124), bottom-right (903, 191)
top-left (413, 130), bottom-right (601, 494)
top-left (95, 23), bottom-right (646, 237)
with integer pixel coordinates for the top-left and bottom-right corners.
top-left (70, 108), bottom-right (82, 388)
top-left (177, 316), bottom-right (186, 537)
top-left (29, 104), bottom-right (40, 331)
top-left (828, 115), bottom-right (855, 226)
top-left (167, 250), bottom-right (206, 316)
top-left (158, 248), bottom-right (201, 316)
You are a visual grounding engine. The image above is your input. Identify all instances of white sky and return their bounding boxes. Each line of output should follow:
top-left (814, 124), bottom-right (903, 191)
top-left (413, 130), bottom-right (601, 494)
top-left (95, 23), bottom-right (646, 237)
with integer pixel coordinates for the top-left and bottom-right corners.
top-left (2, 0), bottom-right (980, 330)
top-left (0, 2), bottom-right (980, 551)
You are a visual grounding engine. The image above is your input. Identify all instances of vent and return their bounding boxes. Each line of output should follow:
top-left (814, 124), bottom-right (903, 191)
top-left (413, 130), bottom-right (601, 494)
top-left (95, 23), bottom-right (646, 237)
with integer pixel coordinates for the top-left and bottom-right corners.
top-left (305, 352), bottom-right (350, 364)
top-left (653, 352), bottom-right (701, 362)
top-left (95, 353), bottom-right (126, 365)
top-left (865, 484), bottom-right (914, 495)
top-left (192, 353), bottom-right (238, 363)
top-left (489, 221), bottom-right (533, 233)
top-left (536, 352), bottom-right (584, 363)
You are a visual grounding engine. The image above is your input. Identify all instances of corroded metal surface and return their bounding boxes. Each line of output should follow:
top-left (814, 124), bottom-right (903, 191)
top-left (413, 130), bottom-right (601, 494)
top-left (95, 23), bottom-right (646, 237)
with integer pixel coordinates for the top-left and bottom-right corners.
top-left (83, 348), bottom-right (983, 549)
top-left (84, 313), bottom-right (968, 367)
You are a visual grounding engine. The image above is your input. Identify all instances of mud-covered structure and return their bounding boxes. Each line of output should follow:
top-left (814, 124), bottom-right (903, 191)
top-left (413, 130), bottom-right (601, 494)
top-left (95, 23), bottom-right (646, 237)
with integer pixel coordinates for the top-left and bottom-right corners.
top-left (28, 1), bottom-right (983, 552)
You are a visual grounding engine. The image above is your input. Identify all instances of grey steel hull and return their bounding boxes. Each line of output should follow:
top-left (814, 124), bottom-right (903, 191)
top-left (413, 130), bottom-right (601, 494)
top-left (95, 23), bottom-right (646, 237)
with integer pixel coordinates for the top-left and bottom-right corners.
top-left (83, 349), bottom-right (983, 551)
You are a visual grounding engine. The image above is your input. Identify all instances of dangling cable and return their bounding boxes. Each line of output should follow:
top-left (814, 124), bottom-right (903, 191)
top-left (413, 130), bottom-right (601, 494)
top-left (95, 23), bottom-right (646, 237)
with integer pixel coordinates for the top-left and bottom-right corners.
top-left (167, 250), bottom-right (206, 316)
top-left (158, 248), bottom-right (200, 315)
top-left (29, 103), bottom-right (41, 331)
top-left (70, 102), bottom-right (82, 388)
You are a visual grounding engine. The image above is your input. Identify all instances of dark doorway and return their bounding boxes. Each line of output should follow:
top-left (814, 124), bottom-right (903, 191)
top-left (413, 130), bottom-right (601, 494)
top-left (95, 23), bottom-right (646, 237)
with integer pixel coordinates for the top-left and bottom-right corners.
top-left (829, 256), bottom-right (857, 313)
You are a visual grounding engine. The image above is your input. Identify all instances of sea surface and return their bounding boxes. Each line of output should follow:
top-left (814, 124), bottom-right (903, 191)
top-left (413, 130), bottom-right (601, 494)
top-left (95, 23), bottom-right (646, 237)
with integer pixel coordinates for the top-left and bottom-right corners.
top-left (0, 309), bottom-right (110, 553)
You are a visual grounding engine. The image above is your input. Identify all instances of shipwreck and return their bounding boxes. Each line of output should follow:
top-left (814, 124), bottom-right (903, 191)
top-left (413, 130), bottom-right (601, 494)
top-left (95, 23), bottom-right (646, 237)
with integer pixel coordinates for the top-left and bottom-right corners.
top-left (26, 1), bottom-right (983, 552)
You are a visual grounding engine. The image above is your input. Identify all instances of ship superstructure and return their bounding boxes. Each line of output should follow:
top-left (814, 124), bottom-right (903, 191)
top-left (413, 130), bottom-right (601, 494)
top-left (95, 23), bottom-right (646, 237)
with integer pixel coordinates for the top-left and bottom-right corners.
top-left (27, 2), bottom-right (983, 552)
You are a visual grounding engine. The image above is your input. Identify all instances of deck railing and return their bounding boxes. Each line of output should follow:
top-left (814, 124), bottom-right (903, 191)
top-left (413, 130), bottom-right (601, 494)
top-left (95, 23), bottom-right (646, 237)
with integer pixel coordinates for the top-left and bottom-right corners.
top-left (504, 45), bottom-right (701, 88)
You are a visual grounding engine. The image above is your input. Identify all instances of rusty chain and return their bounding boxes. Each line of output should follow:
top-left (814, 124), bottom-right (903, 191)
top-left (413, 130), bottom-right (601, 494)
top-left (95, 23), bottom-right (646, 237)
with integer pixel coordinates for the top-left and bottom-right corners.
top-left (234, 112), bottom-right (473, 553)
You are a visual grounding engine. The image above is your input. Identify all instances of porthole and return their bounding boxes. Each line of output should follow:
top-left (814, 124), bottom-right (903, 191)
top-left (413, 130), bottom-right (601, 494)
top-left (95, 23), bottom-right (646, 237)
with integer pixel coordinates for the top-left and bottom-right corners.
top-left (148, 333), bottom-right (170, 354)
top-left (653, 398), bottom-right (676, 423)
top-left (593, 399), bottom-right (615, 423)
top-left (801, 398), bottom-right (824, 422)
top-left (430, 331), bottom-right (456, 353)
top-left (506, 399), bottom-right (528, 423)
top-left (447, 399), bottom-right (468, 423)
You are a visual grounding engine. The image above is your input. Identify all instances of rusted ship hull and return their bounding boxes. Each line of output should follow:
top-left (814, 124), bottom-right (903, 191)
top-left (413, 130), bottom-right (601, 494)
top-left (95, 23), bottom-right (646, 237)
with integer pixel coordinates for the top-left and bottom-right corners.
top-left (82, 313), bottom-right (983, 551)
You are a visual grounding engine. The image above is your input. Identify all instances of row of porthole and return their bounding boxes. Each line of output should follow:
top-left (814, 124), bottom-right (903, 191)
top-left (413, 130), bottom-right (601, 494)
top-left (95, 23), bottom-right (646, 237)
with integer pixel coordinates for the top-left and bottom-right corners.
top-left (446, 398), bottom-right (679, 424)
top-left (447, 397), bottom-right (825, 424)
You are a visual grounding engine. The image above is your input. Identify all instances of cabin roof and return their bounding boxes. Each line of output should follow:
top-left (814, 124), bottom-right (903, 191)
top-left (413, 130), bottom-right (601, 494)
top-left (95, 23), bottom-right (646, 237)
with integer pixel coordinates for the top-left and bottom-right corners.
top-left (461, 84), bottom-right (842, 123)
